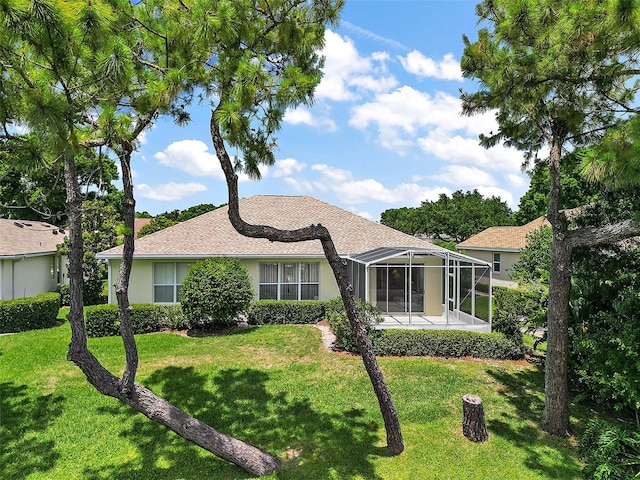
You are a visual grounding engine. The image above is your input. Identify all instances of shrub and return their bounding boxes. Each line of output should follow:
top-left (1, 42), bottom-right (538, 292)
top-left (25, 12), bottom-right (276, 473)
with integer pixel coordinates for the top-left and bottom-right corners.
top-left (84, 304), bottom-right (187, 337)
top-left (493, 286), bottom-right (545, 344)
top-left (179, 258), bottom-right (254, 328)
top-left (580, 419), bottom-right (640, 480)
top-left (0, 293), bottom-right (61, 333)
top-left (58, 283), bottom-right (70, 306)
top-left (325, 298), bottom-right (382, 352)
top-left (247, 300), bottom-right (326, 325)
top-left (373, 329), bottom-right (526, 360)
top-left (58, 281), bottom-right (106, 307)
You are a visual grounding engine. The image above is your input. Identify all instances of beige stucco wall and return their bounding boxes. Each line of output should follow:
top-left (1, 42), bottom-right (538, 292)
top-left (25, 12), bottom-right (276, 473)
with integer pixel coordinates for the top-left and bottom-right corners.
top-left (457, 249), bottom-right (519, 282)
top-left (0, 255), bottom-right (58, 300)
top-left (107, 257), bottom-right (340, 304)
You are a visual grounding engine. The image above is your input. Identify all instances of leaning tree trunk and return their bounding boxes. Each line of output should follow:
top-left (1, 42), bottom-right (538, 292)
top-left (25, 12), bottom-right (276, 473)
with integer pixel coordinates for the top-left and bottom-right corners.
top-left (210, 112), bottom-right (404, 454)
top-left (64, 147), bottom-right (282, 476)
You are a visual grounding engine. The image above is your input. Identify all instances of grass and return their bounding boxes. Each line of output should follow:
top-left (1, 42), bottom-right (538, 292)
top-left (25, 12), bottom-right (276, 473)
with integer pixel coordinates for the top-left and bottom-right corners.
top-left (1, 314), bottom-right (586, 479)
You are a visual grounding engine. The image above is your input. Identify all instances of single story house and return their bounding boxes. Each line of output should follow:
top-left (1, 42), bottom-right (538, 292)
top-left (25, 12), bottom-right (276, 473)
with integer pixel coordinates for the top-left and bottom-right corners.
top-left (456, 216), bottom-right (550, 284)
top-left (98, 196), bottom-right (493, 331)
top-left (0, 218), bottom-right (67, 300)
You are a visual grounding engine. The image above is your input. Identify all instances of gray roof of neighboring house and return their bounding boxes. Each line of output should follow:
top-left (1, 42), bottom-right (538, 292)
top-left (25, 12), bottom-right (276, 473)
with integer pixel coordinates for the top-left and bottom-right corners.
top-left (457, 216), bottom-right (550, 252)
top-left (0, 218), bottom-right (66, 258)
top-left (98, 195), bottom-right (443, 258)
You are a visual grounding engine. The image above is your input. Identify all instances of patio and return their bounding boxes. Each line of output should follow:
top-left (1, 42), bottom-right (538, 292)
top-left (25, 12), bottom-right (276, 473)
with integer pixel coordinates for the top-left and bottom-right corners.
top-left (378, 313), bottom-right (491, 333)
top-left (347, 246), bottom-right (493, 333)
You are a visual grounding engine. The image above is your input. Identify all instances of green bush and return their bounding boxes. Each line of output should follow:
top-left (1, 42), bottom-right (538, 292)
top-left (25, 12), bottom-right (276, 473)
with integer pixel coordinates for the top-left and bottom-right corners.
top-left (179, 258), bottom-right (254, 328)
top-left (493, 286), bottom-right (545, 344)
top-left (57, 282), bottom-right (107, 307)
top-left (247, 300), bottom-right (326, 325)
top-left (58, 283), bottom-right (70, 306)
top-left (579, 419), bottom-right (640, 480)
top-left (0, 293), bottom-right (61, 333)
top-left (85, 304), bottom-right (187, 338)
top-left (325, 298), bottom-right (382, 352)
top-left (373, 329), bottom-right (525, 360)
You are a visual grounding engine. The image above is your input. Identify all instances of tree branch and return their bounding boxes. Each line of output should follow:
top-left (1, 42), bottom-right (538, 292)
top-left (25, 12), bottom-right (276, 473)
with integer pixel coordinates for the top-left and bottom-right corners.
top-left (567, 218), bottom-right (640, 250)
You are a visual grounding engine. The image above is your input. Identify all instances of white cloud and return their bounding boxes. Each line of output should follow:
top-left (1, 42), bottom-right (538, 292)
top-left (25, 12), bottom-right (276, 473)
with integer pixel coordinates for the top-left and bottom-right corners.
top-left (136, 182), bottom-right (207, 201)
top-left (311, 163), bottom-right (353, 182)
top-left (283, 177), bottom-right (313, 193)
top-left (505, 173), bottom-right (528, 188)
top-left (283, 106), bottom-right (337, 131)
top-left (399, 51), bottom-right (463, 81)
top-left (349, 87), bottom-right (512, 156)
top-left (430, 166), bottom-right (497, 186)
top-left (271, 158), bottom-right (307, 178)
top-left (310, 163), bottom-right (451, 205)
top-left (341, 21), bottom-right (408, 52)
top-left (417, 129), bottom-right (524, 172)
top-left (154, 139), bottom-right (224, 179)
top-left (315, 30), bottom-right (398, 102)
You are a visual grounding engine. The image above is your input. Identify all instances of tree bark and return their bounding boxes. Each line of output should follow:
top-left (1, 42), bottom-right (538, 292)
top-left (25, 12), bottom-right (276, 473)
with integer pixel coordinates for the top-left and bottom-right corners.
top-left (64, 148), bottom-right (283, 476)
top-left (542, 133), bottom-right (572, 436)
top-left (461, 394), bottom-right (489, 442)
top-left (210, 110), bottom-right (404, 454)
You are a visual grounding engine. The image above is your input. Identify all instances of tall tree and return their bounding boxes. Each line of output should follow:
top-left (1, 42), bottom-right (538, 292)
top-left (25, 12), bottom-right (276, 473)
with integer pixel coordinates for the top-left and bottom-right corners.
top-left (180, 0), bottom-right (405, 453)
top-left (1, 0), bottom-right (282, 474)
top-left (461, 0), bottom-right (640, 435)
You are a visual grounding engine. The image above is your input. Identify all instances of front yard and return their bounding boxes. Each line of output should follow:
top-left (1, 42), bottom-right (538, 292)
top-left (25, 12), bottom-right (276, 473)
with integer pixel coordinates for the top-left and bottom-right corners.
top-left (0, 314), bottom-right (584, 479)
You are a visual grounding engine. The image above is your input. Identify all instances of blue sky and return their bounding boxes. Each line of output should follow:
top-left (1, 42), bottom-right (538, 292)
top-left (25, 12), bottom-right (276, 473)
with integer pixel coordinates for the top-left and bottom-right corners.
top-left (131, 0), bottom-right (530, 221)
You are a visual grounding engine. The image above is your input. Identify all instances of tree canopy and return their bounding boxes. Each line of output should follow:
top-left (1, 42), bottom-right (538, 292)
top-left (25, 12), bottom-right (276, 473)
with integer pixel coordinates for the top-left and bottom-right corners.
top-left (381, 189), bottom-right (513, 242)
top-left (462, 0), bottom-right (640, 436)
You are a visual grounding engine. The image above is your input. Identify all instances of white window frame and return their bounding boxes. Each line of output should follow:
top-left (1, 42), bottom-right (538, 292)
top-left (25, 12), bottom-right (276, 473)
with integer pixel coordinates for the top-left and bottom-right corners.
top-left (259, 262), bottom-right (320, 300)
top-left (493, 253), bottom-right (501, 273)
top-left (153, 262), bottom-right (192, 303)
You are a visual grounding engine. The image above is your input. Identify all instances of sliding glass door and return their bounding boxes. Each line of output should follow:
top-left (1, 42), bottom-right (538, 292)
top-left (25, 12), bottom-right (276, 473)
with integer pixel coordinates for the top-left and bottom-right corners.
top-left (375, 265), bottom-right (424, 314)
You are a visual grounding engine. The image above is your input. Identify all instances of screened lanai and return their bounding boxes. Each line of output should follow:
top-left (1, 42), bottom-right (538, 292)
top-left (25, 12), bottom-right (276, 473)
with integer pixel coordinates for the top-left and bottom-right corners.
top-left (346, 246), bottom-right (492, 332)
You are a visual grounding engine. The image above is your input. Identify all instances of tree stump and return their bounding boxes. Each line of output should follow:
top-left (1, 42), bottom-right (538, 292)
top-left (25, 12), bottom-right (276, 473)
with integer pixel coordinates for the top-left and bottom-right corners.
top-left (462, 394), bottom-right (489, 442)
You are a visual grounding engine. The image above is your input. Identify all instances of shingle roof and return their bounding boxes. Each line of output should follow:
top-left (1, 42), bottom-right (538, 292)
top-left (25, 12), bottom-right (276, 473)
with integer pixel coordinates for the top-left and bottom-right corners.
top-left (457, 216), bottom-right (550, 251)
top-left (134, 218), bottom-right (152, 238)
top-left (99, 195), bottom-right (442, 258)
top-left (0, 219), bottom-right (66, 257)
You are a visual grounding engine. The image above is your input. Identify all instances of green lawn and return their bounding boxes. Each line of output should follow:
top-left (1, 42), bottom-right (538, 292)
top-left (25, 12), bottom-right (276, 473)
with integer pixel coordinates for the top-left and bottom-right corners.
top-left (1, 316), bottom-right (585, 479)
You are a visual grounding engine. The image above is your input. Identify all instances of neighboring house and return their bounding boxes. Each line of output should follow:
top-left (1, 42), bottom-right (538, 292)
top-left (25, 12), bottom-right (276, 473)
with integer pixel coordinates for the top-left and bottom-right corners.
top-left (457, 216), bottom-right (550, 284)
top-left (134, 218), bottom-right (152, 238)
top-left (0, 219), bottom-right (67, 300)
top-left (97, 196), bottom-right (493, 330)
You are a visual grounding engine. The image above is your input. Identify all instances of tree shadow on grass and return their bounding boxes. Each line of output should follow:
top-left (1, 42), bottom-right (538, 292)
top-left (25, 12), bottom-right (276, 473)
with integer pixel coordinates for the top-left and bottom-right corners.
top-left (0, 382), bottom-right (63, 479)
top-left (84, 366), bottom-right (383, 479)
top-left (486, 367), bottom-right (582, 479)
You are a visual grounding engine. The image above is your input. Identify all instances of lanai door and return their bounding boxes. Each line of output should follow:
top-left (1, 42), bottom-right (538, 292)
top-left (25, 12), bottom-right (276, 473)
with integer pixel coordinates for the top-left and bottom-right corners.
top-left (375, 265), bottom-right (424, 314)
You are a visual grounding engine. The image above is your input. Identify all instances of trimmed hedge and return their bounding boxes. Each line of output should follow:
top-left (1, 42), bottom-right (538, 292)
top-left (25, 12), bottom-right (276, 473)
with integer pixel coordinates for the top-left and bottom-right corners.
top-left (84, 304), bottom-right (188, 338)
top-left (247, 300), bottom-right (327, 325)
top-left (0, 293), bottom-right (61, 333)
top-left (372, 329), bottom-right (526, 360)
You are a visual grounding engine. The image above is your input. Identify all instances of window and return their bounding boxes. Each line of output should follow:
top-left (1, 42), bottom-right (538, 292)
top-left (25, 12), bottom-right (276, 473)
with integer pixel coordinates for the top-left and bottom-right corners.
top-left (259, 262), bottom-right (319, 300)
top-left (493, 253), bottom-right (501, 273)
top-left (153, 263), bottom-right (192, 303)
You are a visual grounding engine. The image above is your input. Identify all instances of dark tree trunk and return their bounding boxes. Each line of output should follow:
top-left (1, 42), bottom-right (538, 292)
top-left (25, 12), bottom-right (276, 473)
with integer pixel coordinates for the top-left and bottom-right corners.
top-left (542, 134), bottom-right (572, 437)
top-left (64, 148), bottom-right (282, 476)
top-left (461, 394), bottom-right (488, 442)
top-left (210, 112), bottom-right (404, 454)
top-left (542, 234), bottom-right (572, 436)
